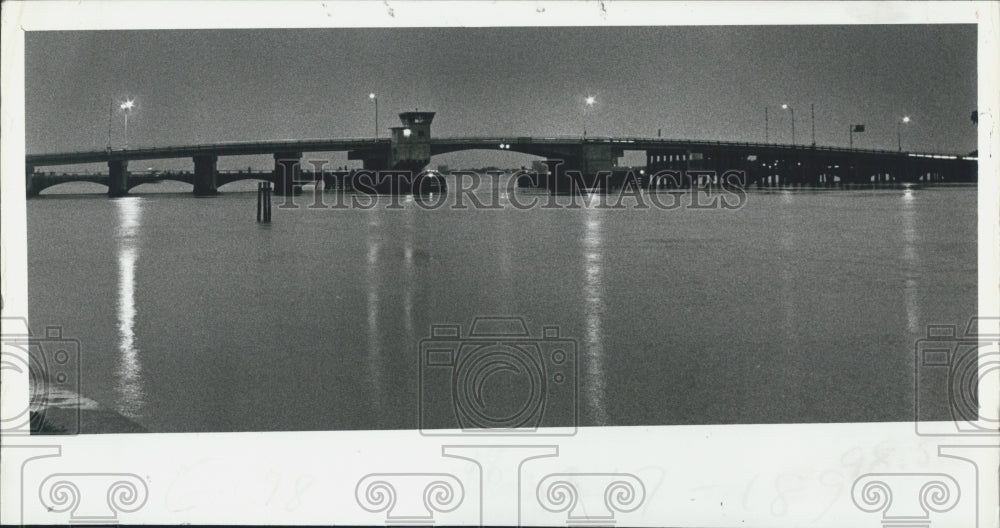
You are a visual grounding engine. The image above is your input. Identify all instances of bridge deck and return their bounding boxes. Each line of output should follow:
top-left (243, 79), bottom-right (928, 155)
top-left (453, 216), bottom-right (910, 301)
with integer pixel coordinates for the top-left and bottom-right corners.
top-left (26, 136), bottom-right (974, 167)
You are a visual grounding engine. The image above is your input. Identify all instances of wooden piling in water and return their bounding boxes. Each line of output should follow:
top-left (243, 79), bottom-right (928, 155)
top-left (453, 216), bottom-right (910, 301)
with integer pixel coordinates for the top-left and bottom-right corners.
top-left (264, 182), bottom-right (271, 222)
top-left (257, 182), bottom-right (272, 222)
top-left (256, 182), bottom-right (263, 222)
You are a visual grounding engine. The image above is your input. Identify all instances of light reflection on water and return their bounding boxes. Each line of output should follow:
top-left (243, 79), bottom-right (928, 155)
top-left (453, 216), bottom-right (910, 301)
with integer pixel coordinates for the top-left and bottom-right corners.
top-left (581, 205), bottom-right (608, 426)
top-left (778, 191), bottom-right (798, 351)
top-left (403, 198), bottom-right (415, 342)
top-left (114, 197), bottom-right (145, 419)
top-left (365, 205), bottom-right (384, 414)
top-left (901, 188), bottom-right (922, 335)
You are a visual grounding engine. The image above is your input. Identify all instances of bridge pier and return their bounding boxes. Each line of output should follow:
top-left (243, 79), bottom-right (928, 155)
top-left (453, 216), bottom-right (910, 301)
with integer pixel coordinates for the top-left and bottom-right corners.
top-left (787, 151), bottom-right (801, 186)
top-left (895, 157), bottom-right (909, 183)
top-left (715, 151), bottom-right (740, 186)
top-left (803, 151), bottom-right (819, 187)
top-left (542, 157), bottom-right (610, 194)
top-left (725, 152), bottom-right (736, 184)
top-left (362, 157), bottom-right (388, 171)
top-left (26, 165), bottom-right (40, 197)
top-left (193, 155), bottom-right (219, 196)
top-left (581, 144), bottom-right (615, 176)
top-left (108, 160), bottom-right (128, 197)
top-left (273, 151), bottom-right (301, 196)
top-left (845, 159), bottom-right (859, 186)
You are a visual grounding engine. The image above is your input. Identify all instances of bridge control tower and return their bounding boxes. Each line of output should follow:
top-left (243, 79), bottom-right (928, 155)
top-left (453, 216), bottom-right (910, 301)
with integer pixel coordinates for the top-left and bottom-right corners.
top-left (389, 111), bottom-right (435, 171)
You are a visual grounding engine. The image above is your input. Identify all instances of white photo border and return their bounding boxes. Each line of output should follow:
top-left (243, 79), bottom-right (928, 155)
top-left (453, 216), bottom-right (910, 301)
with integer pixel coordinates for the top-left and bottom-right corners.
top-left (2, 1), bottom-right (998, 526)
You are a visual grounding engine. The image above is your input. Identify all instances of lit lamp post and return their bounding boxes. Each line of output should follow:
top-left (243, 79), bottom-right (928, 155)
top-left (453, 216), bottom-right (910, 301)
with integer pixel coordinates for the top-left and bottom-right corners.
top-left (120, 99), bottom-right (135, 150)
top-left (897, 116), bottom-right (911, 152)
top-left (781, 104), bottom-right (795, 145)
top-left (583, 95), bottom-right (595, 138)
top-left (369, 93), bottom-right (378, 139)
top-left (107, 99), bottom-right (114, 152)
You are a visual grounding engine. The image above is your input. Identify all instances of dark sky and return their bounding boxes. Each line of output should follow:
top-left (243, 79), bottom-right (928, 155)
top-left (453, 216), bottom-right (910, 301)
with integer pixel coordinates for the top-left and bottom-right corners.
top-left (26, 25), bottom-right (977, 169)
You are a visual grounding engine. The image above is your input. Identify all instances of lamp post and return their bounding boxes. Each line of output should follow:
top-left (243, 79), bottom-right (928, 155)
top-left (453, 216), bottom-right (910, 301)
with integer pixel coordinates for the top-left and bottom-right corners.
top-left (897, 116), bottom-right (910, 152)
top-left (120, 99), bottom-right (134, 150)
top-left (765, 106), bottom-right (769, 143)
top-left (369, 93), bottom-right (378, 139)
top-left (107, 99), bottom-right (114, 152)
top-left (781, 104), bottom-right (795, 145)
top-left (810, 103), bottom-right (816, 146)
top-left (584, 95), bottom-right (595, 138)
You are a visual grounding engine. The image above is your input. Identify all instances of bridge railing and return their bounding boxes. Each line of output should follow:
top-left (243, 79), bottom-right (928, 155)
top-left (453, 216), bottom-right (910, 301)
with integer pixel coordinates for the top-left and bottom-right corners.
top-left (432, 135), bottom-right (974, 159)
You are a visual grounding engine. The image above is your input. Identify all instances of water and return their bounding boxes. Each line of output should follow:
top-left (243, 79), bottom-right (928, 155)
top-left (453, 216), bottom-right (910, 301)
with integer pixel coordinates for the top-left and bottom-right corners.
top-left (27, 182), bottom-right (977, 432)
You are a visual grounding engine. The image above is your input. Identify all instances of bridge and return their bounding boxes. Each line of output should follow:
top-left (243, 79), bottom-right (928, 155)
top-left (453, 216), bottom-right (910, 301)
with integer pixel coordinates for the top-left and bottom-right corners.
top-left (25, 169), bottom-right (276, 195)
top-left (26, 111), bottom-right (977, 196)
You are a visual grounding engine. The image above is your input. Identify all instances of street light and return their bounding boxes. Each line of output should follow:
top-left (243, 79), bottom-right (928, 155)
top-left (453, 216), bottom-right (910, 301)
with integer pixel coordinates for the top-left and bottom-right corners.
top-left (897, 116), bottom-right (911, 152)
top-left (765, 106), bottom-right (769, 143)
top-left (781, 104), bottom-right (795, 145)
top-left (107, 98), bottom-right (114, 152)
top-left (584, 95), bottom-right (595, 137)
top-left (369, 93), bottom-right (378, 139)
top-left (120, 99), bottom-right (135, 149)
top-left (810, 103), bottom-right (816, 146)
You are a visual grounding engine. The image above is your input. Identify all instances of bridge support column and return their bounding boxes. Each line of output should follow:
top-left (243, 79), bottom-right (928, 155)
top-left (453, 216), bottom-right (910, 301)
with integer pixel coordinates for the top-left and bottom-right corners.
top-left (804, 151), bottom-right (818, 186)
top-left (787, 152), bottom-right (800, 186)
top-left (581, 144), bottom-right (615, 177)
top-left (362, 157), bottom-right (388, 171)
top-left (898, 156), bottom-right (916, 183)
top-left (542, 159), bottom-right (569, 193)
top-left (725, 152), bottom-right (737, 185)
top-left (721, 152), bottom-right (735, 185)
top-left (26, 165), bottom-right (40, 197)
top-left (193, 155), bottom-right (219, 196)
top-left (108, 160), bottom-right (128, 197)
top-left (273, 151), bottom-right (301, 196)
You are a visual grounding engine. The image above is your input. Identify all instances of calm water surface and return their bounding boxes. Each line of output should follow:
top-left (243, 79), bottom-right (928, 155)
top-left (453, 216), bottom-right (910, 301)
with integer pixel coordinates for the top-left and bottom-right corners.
top-left (27, 181), bottom-right (976, 432)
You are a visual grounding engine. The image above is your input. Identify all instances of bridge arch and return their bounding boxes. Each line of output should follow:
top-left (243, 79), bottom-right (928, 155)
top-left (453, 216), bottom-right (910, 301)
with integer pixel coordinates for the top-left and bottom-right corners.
top-left (128, 180), bottom-right (195, 193)
top-left (429, 148), bottom-right (563, 192)
top-left (217, 175), bottom-right (274, 192)
top-left (429, 147), bottom-right (551, 164)
top-left (35, 179), bottom-right (109, 195)
top-left (29, 174), bottom-right (202, 196)
top-left (430, 143), bottom-right (577, 160)
top-left (126, 177), bottom-right (196, 191)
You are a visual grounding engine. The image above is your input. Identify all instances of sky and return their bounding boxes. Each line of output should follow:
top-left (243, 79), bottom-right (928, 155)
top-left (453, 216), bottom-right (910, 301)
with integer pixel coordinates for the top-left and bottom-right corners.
top-left (25, 25), bottom-right (977, 170)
